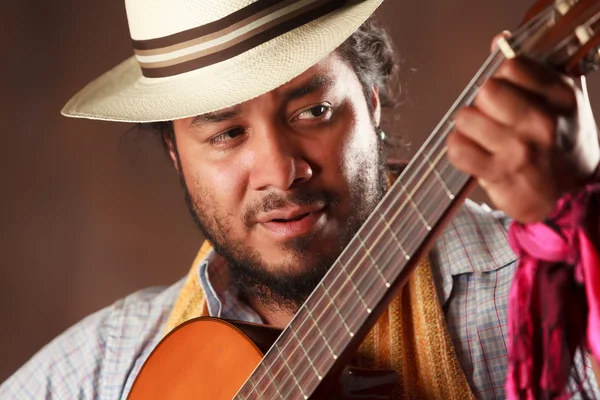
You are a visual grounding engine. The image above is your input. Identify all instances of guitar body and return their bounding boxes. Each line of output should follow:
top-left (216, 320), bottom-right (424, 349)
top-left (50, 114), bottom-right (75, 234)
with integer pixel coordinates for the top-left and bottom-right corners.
top-left (127, 317), bottom-right (396, 399)
top-left (127, 317), bottom-right (268, 399)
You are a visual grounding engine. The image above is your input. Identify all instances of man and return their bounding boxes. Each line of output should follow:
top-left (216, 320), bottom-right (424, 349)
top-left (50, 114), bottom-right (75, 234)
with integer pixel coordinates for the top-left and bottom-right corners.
top-left (2, 0), bottom-right (600, 398)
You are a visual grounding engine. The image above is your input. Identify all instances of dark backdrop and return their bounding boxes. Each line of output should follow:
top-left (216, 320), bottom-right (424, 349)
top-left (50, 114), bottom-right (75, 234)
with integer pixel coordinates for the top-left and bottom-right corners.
top-left (2, 0), bottom-right (599, 381)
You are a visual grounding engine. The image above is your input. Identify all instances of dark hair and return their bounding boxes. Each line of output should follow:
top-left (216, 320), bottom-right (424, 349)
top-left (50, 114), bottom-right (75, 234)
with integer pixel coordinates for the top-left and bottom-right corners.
top-left (338, 17), bottom-right (401, 117)
top-left (141, 16), bottom-right (403, 157)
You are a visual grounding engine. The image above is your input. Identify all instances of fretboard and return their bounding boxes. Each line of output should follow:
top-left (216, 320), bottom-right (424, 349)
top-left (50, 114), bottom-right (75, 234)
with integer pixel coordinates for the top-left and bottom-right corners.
top-left (235, 6), bottom-right (559, 397)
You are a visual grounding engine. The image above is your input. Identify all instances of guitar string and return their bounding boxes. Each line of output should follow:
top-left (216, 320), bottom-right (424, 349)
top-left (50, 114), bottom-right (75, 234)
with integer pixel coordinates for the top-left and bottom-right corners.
top-left (257, 54), bottom-right (499, 397)
top-left (248, 9), bottom-right (556, 397)
top-left (279, 13), bottom-right (595, 393)
top-left (244, 8), bottom-right (552, 398)
top-left (278, 17), bottom-right (599, 396)
top-left (275, 100), bottom-right (485, 395)
top-left (256, 144), bottom-right (467, 398)
top-left (240, 5), bottom-right (557, 399)
top-left (260, 12), bottom-right (560, 392)
top-left (540, 11), bottom-right (600, 66)
top-left (251, 131), bottom-right (465, 398)
top-left (274, 29), bottom-right (595, 399)
top-left (275, 158), bottom-right (467, 397)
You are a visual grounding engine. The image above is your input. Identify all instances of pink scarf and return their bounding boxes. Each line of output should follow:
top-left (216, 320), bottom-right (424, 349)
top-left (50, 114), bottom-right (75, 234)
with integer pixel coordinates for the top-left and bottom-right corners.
top-left (506, 172), bottom-right (600, 399)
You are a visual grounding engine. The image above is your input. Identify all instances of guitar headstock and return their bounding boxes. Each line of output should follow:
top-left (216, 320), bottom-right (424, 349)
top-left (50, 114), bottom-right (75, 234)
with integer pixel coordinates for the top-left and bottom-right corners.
top-left (502, 0), bottom-right (600, 76)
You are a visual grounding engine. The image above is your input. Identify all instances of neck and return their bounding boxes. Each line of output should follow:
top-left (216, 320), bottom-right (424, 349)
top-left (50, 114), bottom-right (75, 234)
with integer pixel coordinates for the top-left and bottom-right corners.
top-left (245, 295), bottom-right (294, 329)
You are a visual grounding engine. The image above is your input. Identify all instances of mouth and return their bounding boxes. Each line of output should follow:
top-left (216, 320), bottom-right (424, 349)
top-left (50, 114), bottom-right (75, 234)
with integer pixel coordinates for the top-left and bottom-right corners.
top-left (270, 212), bottom-right (311, 223)
top-left (259, 208), bottom-right (327, 238)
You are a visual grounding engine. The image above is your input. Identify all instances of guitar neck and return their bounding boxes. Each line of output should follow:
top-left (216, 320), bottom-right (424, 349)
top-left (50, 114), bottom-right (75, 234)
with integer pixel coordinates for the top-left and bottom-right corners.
top-left (234, 47), bottom-right (506, 400)
top-left (235, 2), bottom-right (600, 397)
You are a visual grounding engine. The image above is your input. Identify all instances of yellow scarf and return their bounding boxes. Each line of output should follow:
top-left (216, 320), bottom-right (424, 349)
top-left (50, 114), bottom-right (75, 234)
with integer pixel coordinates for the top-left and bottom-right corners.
top-left (164, 241), bottom-right (474, 399)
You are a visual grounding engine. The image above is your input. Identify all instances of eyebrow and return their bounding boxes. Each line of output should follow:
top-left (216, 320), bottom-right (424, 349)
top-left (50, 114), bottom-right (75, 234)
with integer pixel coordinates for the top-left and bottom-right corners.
top-left (190, 106), bottom-right (242, 125)
top-left (281, 74), bottom-right (333, 102)
top-left (189, 74), bottom-right (332, 126)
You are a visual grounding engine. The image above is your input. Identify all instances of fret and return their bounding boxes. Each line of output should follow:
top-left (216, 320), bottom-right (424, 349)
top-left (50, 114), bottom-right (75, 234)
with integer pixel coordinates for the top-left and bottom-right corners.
top-left (237, 367), bottom-right (265, 399)
top-left (256, 360), bottom-right (285, 400)
top-left (292, 301), bottom-right (338, 377)
top-left (250, 352), bottom-right (278, 396)
top-left (405, 150), bottom-right (458, 230)
top-left (342, 218), bottom-right (397, 306)
top-left (274, 343), bottom-right (308, 399)
top-left (398, 182), bottom-right (431, 231)
top-left (308, 276), bottom-right (365, 350)
top-left (257, 339), bottom-right (298, 400)
top-left (335, 262), bottom-right (388, 334)
top-left (318, 281), bottom-right (355, 336)
top-left (236, 386), bottom-right (249, 400)
top-left (305, 277), bottom-right (354, 337)
top-left (365, 182), bottom-right (436, 274)
top-left (356, 233), bottom-right (391, 288)
top-left (422, 120), bottom-right (454, 165)
top-left (441, 163), bottom-right (470, 198)
top-left (374, 209), bottom-right (410, 260)
top-left (322, 260), bottom-right (371, 313)
top-left (276, 324), bottom-right (330, 400)
top-left (370, 209), bottom-right (415, 275)
top-left (422, 151), bottom-right (455, 199)
top-left (270, 329), bottom-right (319, 397)
top-left (283, 337), bottom-right (339, 399)
top-left (428, 153), bottom-right (467, 199)
top-left (289, 324), bottom-right (323, 380)
top-left (382, 196), bottom-right (428, 256)
top-left (430, 152), bottom-right (452, 180)
top-left (304, 305), bottom-right (338, 359)
top-left (245, 375), bottom-right (258, 399)
top-left (399, 124), bottom-right (449, 201)
top-left (380, 146), bottom-right (454, 255)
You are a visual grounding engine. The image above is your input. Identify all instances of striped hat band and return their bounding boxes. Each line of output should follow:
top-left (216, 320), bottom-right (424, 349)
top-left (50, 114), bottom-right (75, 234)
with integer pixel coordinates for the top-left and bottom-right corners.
top-left (133, 0), bottom-right (351, 78)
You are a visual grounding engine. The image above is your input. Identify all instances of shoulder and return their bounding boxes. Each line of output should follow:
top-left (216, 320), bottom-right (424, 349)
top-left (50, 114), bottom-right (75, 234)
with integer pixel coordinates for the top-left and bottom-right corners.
top-left (0, 279), bottom-right (184, 400)
top-left (430, 200), bottom-right (518, 305)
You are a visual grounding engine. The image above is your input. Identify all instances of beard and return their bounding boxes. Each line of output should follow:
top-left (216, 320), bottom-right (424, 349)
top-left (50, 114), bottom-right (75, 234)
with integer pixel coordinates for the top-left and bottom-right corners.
top-left (174, 140), bottom-right (387, 314)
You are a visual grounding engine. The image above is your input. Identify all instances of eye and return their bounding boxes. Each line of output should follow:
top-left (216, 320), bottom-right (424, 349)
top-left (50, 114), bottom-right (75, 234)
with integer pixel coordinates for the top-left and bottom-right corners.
top-left (293, 104), bottom-right (332, 121)
top-left (209, 127), bottom-right (245, 145)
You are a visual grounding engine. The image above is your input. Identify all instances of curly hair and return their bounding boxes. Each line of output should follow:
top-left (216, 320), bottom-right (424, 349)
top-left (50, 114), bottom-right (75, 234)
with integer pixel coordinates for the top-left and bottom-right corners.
top-left (141, 16), bottom-right (403, 159)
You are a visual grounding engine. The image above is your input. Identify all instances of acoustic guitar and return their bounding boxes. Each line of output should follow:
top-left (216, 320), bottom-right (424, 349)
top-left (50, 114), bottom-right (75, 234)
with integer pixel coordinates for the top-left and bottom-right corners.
top-left (128, 0), bottom-right (600, 398)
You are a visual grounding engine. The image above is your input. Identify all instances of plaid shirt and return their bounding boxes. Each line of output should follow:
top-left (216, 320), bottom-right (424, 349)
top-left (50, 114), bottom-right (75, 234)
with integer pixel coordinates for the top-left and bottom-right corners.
top-left (1, 200), bottom-right (598, 399)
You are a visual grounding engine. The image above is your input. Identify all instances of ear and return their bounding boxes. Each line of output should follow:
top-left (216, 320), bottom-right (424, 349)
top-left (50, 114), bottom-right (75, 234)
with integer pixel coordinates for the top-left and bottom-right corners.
top-left (371, 86), bottom-right (382, 128)
top-left (164, 132), bottom-right (180, 173)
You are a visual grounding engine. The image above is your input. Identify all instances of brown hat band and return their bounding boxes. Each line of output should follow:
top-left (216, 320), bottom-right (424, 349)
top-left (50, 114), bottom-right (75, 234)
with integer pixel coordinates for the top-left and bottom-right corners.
top-left (132, 0), bottom-right (352, 78)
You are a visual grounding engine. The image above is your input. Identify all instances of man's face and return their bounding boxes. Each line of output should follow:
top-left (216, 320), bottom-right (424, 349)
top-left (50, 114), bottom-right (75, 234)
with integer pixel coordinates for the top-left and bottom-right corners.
top-left (171, 52), bottom-right (386, 310)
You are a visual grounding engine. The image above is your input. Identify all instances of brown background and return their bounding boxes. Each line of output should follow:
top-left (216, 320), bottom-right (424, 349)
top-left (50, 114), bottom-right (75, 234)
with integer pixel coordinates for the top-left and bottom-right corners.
top-left (2, 0), bottom-right (599, 382)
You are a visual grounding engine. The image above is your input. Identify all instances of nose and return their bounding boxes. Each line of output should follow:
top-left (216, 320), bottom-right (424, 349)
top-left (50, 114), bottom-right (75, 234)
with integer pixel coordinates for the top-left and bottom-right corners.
top-left (248, 124), bottom-right (312, 191)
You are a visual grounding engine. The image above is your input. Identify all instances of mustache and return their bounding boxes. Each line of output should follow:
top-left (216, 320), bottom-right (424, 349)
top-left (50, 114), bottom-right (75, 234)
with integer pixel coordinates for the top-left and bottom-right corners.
top-left (243, 189), bottom-right (339, 227)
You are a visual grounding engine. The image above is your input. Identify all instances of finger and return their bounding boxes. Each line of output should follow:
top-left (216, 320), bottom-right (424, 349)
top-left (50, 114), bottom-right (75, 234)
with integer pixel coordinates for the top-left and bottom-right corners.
top-left (453, 106), bottom-right (518, 153)
top-left (475, 78), bottom-right (557, 147)
top-left (446, 130), bottom-right (505, 182)
top-left (490, 30), bottom-right (512, 53)
top-left (494, 57), bottom-right (576, 112)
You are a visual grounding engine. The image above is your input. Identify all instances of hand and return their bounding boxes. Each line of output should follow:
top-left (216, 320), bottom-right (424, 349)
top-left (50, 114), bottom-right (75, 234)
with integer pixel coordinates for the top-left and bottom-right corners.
top-left (447, 33), bottom-right (600, 223)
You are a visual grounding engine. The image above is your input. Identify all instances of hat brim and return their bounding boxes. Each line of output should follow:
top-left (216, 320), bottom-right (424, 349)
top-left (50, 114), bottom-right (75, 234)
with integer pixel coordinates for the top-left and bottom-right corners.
top-left (61, 0), bottom-right (383, 123)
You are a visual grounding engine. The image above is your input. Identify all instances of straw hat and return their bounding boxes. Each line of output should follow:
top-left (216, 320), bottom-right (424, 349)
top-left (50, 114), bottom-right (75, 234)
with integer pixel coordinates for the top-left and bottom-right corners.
top-left (61, 0), bottom-right (384, 123)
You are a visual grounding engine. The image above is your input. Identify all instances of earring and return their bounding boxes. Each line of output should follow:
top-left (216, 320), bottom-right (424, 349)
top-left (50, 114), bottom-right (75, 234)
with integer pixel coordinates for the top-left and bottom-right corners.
top-left (377, 127), bottom-right (387, 142)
